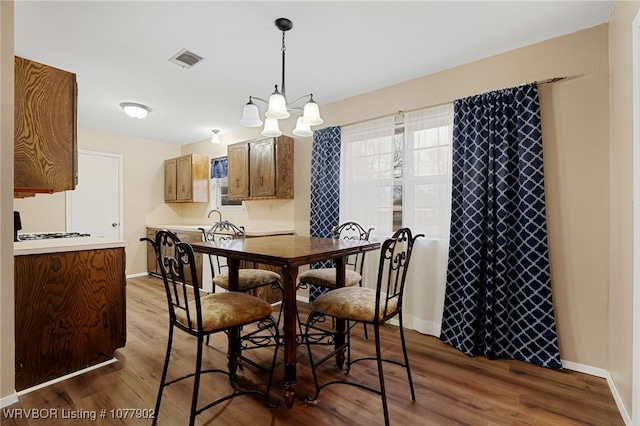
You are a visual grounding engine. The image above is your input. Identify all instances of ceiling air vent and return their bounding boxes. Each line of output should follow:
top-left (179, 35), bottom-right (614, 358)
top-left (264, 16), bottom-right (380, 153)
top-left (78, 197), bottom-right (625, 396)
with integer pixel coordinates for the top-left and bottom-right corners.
top-left (169, 49), bottom-right (204, 69)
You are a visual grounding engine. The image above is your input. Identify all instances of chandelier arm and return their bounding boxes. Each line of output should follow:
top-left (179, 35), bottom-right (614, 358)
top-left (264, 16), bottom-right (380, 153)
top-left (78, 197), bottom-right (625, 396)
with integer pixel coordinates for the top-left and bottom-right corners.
top-left (286, 94), bottom-right (313, 107)
top-left (250, 96), bottom-right (269, 105)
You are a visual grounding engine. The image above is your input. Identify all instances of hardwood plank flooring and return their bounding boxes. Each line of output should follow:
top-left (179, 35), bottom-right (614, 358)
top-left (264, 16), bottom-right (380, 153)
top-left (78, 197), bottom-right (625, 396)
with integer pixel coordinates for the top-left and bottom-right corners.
top-left (2, 275), bottom-right (623, 425)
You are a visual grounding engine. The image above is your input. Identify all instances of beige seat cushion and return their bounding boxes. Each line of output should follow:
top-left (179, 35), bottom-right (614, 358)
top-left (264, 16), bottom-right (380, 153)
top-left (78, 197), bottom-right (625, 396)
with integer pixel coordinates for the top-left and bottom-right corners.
top-left (213, 269), bottom-right (281, 291)
top-left (310, 287), bottom-right (398, 323)
top-left (175, 292), bottom-right (273, 332)
top-left (298, 268), bottom-right (362, 288)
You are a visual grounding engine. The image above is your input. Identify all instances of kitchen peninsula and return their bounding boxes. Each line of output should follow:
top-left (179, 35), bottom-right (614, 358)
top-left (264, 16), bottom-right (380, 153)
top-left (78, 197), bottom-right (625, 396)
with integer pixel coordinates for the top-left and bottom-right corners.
top-left (14, 237), bottom-right (127, 391)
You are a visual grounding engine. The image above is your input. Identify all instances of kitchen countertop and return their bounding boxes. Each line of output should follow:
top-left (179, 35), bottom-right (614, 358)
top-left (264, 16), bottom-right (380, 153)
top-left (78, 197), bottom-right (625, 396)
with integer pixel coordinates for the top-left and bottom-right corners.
top-left (14, 237), bottom-right (128, 256)
top-left (147, 224), bottom-right (294, 237)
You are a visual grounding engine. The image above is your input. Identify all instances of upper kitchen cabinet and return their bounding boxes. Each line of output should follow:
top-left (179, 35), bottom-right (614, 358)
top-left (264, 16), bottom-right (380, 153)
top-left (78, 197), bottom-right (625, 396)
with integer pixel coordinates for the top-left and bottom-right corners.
top-left (227, 135), bottom-right (294, 201)
top-left (14, 57), bottom-right (77, 197)
top-left (164, 153), bottom-right (209, 203)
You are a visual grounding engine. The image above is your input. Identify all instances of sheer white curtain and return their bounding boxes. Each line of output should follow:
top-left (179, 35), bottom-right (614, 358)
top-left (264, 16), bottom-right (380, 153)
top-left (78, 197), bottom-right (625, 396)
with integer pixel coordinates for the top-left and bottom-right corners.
top-left (402, 104), bottom-right (453, 336)
top-left (340, 116), bottom-right (396, 235)
top-left (340, 104), bottom-right (453, 337)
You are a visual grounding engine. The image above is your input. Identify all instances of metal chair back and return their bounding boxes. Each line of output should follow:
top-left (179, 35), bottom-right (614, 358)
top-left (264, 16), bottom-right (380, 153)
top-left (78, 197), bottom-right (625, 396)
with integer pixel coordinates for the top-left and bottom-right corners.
top-left (330, 221), bottom-right (374, 277)
top-left (375, 227), bottom-right (423, 322)
top-left (199, 221), bottom-right (246, 278)
top-left (144, 229), bottom-right (204, 335)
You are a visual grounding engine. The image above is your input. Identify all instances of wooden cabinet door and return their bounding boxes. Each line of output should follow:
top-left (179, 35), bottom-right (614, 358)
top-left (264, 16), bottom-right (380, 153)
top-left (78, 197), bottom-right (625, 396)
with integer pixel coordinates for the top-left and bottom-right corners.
top-left (275, 136), bottom-right (294, 199)
top-left (146, 229), bottom-right (157, 274)
top-left (164, 154), bottom-right (209, 203)
top-left (164, 158), bottom-right (177, 201)
top-left (250, 139), bottom-right (276, 197)
top-left (14, 248), bottom-right (126, 391)
top-left (14, 56), bottom-right (77, 195)
top-left (175, 231), bottom-right (203, 288)
top-left (226, 136), bottom-right (293, 200)
top-left (227, 142), bottom-right (249, 199)
top-left (176, 155), bottom-right (193, 201)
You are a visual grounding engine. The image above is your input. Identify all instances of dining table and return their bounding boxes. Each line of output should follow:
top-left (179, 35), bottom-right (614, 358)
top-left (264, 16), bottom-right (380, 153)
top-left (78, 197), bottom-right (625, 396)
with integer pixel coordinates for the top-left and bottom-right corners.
top-left (191, 234), bottom-right (380, 408)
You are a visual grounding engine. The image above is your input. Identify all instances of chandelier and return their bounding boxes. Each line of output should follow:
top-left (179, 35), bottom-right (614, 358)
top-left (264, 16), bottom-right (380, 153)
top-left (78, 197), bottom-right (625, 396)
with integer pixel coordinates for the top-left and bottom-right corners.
top-left (239, 18), bottom-right (323, 138)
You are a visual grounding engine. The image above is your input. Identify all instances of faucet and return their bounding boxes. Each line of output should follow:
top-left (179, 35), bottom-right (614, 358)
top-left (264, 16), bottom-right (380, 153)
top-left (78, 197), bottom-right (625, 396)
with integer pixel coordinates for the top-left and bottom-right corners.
top-left (207, 209), bottom-right (222, 222)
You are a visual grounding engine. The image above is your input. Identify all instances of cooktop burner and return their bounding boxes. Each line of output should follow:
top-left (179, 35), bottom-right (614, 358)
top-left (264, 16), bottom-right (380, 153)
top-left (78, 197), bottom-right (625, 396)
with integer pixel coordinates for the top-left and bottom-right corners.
top-left (18, 232), bottom-right (91, 241)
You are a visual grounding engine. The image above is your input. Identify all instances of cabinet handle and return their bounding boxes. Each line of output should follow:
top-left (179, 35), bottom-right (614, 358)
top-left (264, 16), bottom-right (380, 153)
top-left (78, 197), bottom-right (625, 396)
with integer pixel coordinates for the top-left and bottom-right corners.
top-left (181, 184), bottom-right (185, 192)
top-left (236, 179), bottom-right (239, 188)
top-left (260, 176), bottom-right (264, 186)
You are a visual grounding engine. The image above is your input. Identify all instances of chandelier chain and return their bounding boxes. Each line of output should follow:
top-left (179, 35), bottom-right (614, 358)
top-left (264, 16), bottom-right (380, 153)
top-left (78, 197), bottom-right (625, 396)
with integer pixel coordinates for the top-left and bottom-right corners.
top-left (281, 30), bottom-right (286, 53)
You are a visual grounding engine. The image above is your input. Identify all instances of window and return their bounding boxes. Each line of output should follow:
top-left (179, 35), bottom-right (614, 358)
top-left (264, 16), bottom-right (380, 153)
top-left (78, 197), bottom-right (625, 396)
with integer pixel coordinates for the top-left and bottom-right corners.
top-left (209, 157), bottom-right (242, 210)
top-left (210, 177), bottom-right (242, 210)
top-left (341, 103), bottom-right (453, 237)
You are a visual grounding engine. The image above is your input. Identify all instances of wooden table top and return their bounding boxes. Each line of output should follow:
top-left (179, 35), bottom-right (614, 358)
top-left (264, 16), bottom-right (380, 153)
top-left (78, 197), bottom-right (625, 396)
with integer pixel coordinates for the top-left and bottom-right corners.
top-left (191, 235), bottom-right (380, 268)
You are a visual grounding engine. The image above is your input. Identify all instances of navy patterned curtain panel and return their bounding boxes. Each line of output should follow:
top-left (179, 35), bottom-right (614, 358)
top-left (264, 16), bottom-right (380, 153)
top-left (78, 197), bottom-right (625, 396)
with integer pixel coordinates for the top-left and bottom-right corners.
top-left (210, 157), bottom-right (228, 178)
top-left (309, 126), bottom-right (341, 302)
top-left (439, 83), bottom-right (561, 368)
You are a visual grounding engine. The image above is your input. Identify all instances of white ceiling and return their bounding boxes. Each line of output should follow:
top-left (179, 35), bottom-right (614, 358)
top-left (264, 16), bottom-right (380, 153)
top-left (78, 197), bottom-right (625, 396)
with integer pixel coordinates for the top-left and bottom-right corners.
top-left (14, 1), bottom-right (614, 146)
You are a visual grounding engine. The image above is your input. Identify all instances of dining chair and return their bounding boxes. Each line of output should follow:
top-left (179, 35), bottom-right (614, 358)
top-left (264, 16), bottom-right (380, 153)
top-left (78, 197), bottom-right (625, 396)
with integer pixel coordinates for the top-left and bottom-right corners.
top-left (199, 220), bottom-right (283, 369)
top-left (297, 221), bottom-right (374, 341)
top-left (142, 230), bottom-right (280, 426)
top-left (304, 227), bottom-right (423, 426)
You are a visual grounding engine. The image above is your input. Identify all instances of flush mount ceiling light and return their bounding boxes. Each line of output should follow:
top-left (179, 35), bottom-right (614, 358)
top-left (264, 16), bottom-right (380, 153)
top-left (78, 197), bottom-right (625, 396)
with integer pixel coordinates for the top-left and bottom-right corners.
top-left (240, 17), bottom-right (323, 138)
top-left (211, 129), bottom-right (220, 144)
top-left (119, 102), bottom-right (151, 119)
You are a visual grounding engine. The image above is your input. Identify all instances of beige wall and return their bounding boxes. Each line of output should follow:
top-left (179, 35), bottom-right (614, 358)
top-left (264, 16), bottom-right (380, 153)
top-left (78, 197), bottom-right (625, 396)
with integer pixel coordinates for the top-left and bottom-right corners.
top-left (608, 0), bottom-right (640, 418)
top-left (0, 0), bottom-right (15, 403)
top-left (284, 24), bottom-right (611, 370)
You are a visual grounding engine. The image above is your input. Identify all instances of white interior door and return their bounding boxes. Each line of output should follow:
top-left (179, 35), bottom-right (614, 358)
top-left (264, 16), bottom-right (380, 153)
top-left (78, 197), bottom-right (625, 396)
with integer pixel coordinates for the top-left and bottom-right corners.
top-left (66, 150), bottom-right (123, 239)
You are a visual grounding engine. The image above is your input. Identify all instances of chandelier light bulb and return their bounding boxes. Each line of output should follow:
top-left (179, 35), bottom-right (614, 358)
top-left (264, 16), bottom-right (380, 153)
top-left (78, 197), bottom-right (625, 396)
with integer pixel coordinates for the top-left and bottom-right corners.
top-left (240, 98), bottom-right (263, 127)
top-left (301, 96), bottom-right (323, 126)
top-left (292, 117), bottom-right (312, 137)
top-left (265, 86), bottom-right (290, 119)
top-left (261, 117), bottom-right (282, 137)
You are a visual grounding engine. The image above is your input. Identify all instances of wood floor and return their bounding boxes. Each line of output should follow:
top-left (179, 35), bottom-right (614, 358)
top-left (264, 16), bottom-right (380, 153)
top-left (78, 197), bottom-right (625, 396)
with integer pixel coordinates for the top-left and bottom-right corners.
top-left (3, 275), bottom-right (623, 426)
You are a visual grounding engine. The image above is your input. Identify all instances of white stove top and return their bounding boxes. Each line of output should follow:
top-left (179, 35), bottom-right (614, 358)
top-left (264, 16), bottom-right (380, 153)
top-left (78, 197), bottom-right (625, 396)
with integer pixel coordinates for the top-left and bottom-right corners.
top-left (18, 232), bottom-right (91, 241)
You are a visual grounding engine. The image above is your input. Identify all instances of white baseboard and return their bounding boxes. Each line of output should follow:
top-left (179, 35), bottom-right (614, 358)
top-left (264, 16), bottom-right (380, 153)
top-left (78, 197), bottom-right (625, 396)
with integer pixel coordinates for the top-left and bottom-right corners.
top-left (0, 393), bottom-right (19, 409)
top-left (605, 371), bottom-right (633, 426)
top-left (15, 358), bottom-right (118, 398)
top-left (0, 358), bottom-right (117, 409)
top-left (126, 271), bottom-right (150, 279)
top-left (561, 360), bottom-right (631, 425)
top-left (561, 359), bottom-right (607, 378)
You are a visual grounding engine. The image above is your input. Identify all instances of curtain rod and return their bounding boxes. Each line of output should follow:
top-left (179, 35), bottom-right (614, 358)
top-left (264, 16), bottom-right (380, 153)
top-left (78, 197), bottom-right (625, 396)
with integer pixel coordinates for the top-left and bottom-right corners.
top-left (536, 76), bottom-right (567, 85)
top-left (341, 76), bottom-right (567, 128)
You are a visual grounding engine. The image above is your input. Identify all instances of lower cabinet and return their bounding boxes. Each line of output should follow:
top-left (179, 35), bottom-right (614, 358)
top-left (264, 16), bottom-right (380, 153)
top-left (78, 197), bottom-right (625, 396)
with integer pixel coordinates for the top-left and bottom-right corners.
top-left (146, 229), bottom-right (157, 274)
top-left (14, 247), bottom-right (126, 391)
